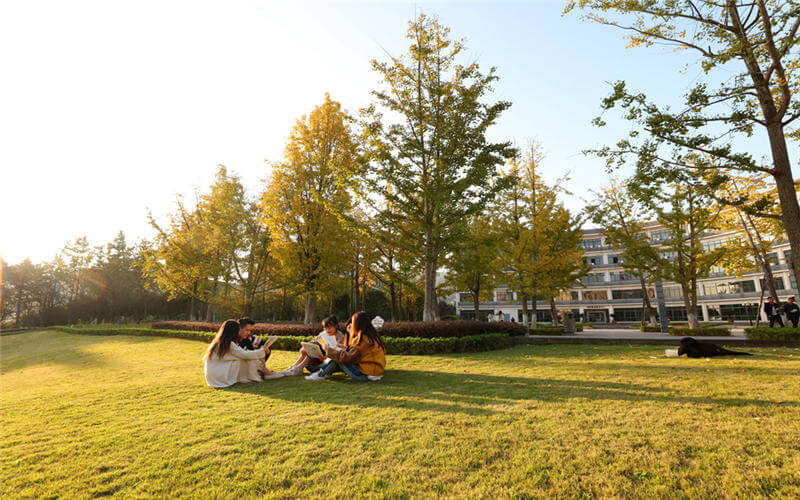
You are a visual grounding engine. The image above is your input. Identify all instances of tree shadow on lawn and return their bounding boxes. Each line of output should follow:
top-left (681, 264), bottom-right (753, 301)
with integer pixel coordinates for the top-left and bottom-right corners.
top-left (0, 330), bottom-right (163, 375)
top-left (226, 368), bottom-right (798, 416)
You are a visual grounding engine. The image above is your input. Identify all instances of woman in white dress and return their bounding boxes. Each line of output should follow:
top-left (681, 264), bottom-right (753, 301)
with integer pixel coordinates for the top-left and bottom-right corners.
top-left (203, 319), bottom-right (270, 388)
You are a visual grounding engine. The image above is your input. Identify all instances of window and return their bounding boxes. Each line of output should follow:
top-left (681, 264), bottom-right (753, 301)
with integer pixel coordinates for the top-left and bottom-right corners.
top-left (609, 255), bottom-right (620, 264)
top-left (660, 251), bottom-right (677, 261)
top-left (784, 250), bottom-right (792, 264)
top-left (765, 252), bottom-right (778, 264)
top-left (582, 290), bottom-right (608, 300)
top-left (496, 291), bottom-right (514, 301)
top-left (662, 286), bottom-right (683, 298)
top-left (609, 271), bottom-right (634, 282)
top-left (581, 238), bottom-right (603, 249)
top-left (703, 280), bottom-right (756, 296)
top-left (666, 306), bottom-right (702, 322)
top-left (459, 293), bottom-right (473, 302)
top-left (612, 289), bottom-right (654, 300)
top-left (718, 304), bottom-right (759, 321)
top-left (702, 239), bottom-right (727, 251)
top-left (650, 229), bottom-right (670, 242)
top-left (583, 273), bottom-right (606, 284)
top-left (613, 308), bottom-right (642, 322)
top-left (760, 277), bottom-right (786, 291)
top-left (556, 290), bottom-right (579, 301)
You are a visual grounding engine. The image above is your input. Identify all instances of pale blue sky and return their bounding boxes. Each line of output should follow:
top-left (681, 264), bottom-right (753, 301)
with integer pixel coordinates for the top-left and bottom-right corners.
top-left (2, 0), bottom-right (792, 264)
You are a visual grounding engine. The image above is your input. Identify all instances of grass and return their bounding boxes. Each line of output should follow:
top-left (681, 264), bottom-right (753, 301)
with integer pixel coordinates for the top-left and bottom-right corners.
top-left (2, 330), bottom-right (800, 498)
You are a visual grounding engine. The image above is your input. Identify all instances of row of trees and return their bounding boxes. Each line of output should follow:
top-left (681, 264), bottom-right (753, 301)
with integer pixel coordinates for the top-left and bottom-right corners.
top-left (5, 8), bottom-right (795, 329)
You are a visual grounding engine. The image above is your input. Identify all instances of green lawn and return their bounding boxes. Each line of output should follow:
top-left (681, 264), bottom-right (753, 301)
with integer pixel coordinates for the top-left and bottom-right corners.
top-left (2, 330), bottom-right (800, 498)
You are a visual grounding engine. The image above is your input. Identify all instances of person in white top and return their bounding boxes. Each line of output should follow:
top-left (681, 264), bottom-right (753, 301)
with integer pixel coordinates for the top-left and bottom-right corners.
top-left (203, 319), bottom-right (273, 388)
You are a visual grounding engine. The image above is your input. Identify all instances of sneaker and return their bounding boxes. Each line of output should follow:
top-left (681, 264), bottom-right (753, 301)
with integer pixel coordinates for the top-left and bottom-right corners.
top-left (305, 371), bottom-right (327, 381)
top-left (280, 365), bottom-right (304, 377)
top-left (261, 370), bottom-right (284, 380)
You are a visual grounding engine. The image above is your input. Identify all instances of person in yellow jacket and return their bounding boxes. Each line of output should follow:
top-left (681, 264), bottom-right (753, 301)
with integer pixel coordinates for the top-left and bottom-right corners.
top-left (305, 311), bottom-right (386, 381)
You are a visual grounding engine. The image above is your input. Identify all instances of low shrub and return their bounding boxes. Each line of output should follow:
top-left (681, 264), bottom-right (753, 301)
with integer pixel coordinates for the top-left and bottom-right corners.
top-left (151, 321), bottom-right (319, 337)
top-left (670, 321), bottom-right (733, 327)
top-left (668, 327), bottom-right (731, 337)
top-left (744, 327), bottom-right (800, 341)
top-left (50, 326), bottom-right (511, 354)
top-left (640, 325), bottom-right (662, 332)
top-left (151, 319), bottom-right (527, 338)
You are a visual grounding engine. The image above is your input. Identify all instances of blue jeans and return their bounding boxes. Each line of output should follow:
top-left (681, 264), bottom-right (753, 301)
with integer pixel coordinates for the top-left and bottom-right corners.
top-left (316, 359), bottom-right (369, 381)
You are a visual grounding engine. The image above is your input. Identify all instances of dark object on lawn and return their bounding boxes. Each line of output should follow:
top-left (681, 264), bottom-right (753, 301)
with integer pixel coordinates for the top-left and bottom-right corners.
top-left (677, 337), bottom-right (752, 358)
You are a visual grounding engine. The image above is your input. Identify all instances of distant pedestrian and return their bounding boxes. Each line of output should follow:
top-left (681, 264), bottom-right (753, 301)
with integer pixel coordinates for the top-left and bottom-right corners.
top-left (764, 297), bottom-right (784, 327)
top-left (784, 297), bottom-right (799, 328)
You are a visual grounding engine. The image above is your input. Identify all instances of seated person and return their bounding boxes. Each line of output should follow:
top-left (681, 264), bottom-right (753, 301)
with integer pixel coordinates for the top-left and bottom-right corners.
top-left (306, 311), bottom-right (386, 382)
top-left (204, 319), bottom-right (273, 388)
top-left (280, 315), bottom-right (344, 376)
top-left (236, 317), bottom-right (280, 378)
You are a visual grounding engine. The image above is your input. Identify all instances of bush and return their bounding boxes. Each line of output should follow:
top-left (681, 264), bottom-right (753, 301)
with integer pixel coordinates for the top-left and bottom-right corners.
top-left (151, 321), bottom-right (319, 337)
top-left (151, 319), bottom-right (528, 338)
top-left (640, 325), bottom-right (662, 332)
top-left (50, 326), bottom-right (512, 354)
top-left (668, 327), bottom-right (731, 336)
top-left (744, 328), bottom-right (800, 341)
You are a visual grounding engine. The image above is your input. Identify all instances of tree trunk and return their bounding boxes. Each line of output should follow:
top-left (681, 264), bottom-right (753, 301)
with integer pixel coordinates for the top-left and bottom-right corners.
top-left (188, 281), bottom-right (198, 321)
top-left (389, 282), bottom-right (397, 322)
top-left (304, 293), bottom-right (316, 325)
top-left (520, 293), bottom-right (529, 328)
top-left (549, 297), bottom-right (559, 326)
top-left (639, 277), bottom-right (657, 325)
top-left (766, 123), bottom-right (800, 291)
top-left (280, 286), bottom-right (287, 321)
top-left (422, 254), bottom-right (438, 321)
top-left (680, 284), bottom-right (700, 329)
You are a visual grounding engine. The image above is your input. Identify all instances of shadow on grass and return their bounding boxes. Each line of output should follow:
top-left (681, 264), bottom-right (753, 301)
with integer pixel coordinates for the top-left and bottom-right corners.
top-left (0, 329), bottom-right (162, 375)
top-left (226, 368), bottom-right (798, 416)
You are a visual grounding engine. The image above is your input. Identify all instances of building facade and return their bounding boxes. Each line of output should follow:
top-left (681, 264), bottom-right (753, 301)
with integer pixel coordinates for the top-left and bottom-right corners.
top-left (454, 222), bottom-right (795, 324)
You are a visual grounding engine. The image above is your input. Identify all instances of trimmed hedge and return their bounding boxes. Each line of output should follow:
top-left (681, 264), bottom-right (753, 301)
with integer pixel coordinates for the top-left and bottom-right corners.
top-left (744, 327), bottom-right (800, 341)
top-left (50, 326), bottom-right (512, 355)
top-left (640, 325), bottom-right (662, 332)
top-left (668, 327), bottom-right (731, 336)
top-left (670, 321), bottom-right (733, 327)
top-left (151, 319), bottom-right (528, 338)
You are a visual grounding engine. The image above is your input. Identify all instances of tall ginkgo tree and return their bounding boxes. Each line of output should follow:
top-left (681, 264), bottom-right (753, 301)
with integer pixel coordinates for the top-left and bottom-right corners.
top-left (494, 143), bottom-right (586, 328)
top-left (261, 94), bottom-right (361, 324)
top-left (361, 13), bottom-right (515, 321)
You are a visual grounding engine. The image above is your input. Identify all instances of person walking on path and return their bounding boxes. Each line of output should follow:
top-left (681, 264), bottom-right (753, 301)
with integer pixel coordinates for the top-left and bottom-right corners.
top-left (764, 297), bottom-right (784, 327)
top-left (784, 297), bottom-right (799, 328)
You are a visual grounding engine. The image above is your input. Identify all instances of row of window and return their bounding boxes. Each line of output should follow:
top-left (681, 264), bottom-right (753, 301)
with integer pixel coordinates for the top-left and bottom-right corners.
top-left (461, 304), bottom-right (762, 323)
top-left (460, 277), bottom-right (788, 305)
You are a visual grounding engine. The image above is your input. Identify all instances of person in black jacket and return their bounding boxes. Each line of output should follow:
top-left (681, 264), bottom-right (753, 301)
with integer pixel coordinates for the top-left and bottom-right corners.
top-left (784, 297), bottom-right (799, 328)
top-left (764, 297), bottom-right (784, 327)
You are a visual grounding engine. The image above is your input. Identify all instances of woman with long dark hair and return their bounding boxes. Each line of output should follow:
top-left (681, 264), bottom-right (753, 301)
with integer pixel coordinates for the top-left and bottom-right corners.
top-left (203, 319), bottom-right (271, 388)
top-left (305, 311), bottom-right (386, 381)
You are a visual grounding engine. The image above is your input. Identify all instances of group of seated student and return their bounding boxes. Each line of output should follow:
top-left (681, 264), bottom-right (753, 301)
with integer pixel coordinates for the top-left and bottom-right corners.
top-left (203, 311), bottom-right (386, 388)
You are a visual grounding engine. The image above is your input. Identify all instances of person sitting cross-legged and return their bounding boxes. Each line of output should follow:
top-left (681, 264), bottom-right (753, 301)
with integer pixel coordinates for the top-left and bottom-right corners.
top-left (305, 311), bottom-right (386, 382)
top-left (204, 319), bottom-right (275, 388)
top-left (279, 315), bottom-right (345, 376)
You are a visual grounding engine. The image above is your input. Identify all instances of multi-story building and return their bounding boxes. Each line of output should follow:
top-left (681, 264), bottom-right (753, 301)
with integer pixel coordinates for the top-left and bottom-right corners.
top-left (453, 222), bottom-right (796, 324)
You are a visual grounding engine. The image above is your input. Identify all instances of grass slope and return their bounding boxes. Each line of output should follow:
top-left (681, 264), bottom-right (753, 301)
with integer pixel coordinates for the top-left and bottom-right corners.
top-left (2, 330), bottom-right (800, 498)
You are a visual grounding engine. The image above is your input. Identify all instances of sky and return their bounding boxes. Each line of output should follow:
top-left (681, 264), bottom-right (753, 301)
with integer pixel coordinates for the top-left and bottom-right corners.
top-left (2, 0), bottom-right (795, 265)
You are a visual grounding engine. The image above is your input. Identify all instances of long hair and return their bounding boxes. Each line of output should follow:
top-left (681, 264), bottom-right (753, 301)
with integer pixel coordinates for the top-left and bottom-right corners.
top-left (348, 311), bottom-right (385, 350)
top-left (203, 320), bottom-right (240, 361)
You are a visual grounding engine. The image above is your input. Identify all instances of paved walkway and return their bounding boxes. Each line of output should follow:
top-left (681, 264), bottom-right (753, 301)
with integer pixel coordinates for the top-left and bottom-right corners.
top-left (514, 328), bottom-right (799, 347)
